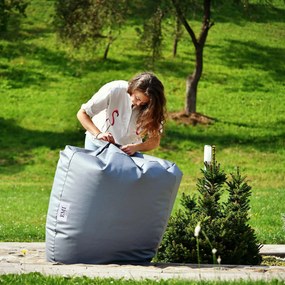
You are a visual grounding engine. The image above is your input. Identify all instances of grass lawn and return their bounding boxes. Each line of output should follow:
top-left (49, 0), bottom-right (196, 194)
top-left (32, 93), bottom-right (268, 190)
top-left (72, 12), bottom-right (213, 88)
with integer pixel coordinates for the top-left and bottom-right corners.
top-left (0, 0), bottom-right (285, 248)
top-left (0, 273), bottom-right (284, 285)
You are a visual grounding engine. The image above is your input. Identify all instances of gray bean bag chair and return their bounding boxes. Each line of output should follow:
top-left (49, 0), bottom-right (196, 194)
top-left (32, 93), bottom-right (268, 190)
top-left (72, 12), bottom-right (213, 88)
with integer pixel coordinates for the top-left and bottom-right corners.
top-left (45, 142), bottom-right (182, 264)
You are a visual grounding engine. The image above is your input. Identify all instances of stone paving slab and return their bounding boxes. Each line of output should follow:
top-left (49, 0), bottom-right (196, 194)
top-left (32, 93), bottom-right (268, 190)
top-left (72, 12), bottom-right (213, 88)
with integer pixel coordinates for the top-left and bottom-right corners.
top-left (260, 244), bottom-right (285, 258)
top-left (0, 242), bottom-right (285, 281)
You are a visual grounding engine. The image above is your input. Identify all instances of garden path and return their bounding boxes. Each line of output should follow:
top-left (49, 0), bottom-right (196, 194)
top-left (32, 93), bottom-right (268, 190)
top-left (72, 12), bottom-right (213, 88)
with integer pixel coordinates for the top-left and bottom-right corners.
top-left (0, 243), bottom-right (284, 281)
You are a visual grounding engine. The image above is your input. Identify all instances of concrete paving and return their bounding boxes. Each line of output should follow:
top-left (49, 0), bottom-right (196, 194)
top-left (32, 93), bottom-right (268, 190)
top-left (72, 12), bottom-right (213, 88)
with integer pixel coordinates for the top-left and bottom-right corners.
top-left (0, 242), bottom-right (285, 281)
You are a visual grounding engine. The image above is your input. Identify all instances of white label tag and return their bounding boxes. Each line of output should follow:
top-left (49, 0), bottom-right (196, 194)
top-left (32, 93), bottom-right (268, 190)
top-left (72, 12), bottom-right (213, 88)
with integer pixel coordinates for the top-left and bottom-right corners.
top-left (57, 202), bottom-right (70, 222)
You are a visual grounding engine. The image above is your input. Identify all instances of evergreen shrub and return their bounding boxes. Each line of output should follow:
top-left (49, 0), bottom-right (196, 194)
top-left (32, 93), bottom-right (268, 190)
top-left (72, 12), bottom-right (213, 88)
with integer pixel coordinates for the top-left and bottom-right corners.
top-left (156, 147), bottom-right (262, 265)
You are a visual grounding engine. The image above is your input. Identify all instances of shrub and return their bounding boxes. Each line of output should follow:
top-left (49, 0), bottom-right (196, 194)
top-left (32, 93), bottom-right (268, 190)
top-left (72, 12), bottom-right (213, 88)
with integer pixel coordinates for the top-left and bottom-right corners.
top-left (0, 0), bottom-right (28, 33)
top-left (156, 147), bottom-right (262, 265)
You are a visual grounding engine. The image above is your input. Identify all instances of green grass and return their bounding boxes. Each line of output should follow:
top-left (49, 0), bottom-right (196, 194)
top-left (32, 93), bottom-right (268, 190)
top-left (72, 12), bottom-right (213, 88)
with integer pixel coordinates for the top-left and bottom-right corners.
top-left (0, 0), bottom-right (285, 245)
top-left (0, 273), bottom-right (284, 285)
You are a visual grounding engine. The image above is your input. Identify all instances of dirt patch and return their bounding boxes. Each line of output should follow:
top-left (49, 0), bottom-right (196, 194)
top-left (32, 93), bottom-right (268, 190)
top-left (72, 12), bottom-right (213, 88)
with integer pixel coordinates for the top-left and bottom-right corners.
top-left (168, 111), bottom-right (215, 126)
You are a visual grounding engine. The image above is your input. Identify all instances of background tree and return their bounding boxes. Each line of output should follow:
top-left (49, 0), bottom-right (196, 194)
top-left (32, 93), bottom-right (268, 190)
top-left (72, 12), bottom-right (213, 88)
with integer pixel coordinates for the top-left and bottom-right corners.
top-left (53, 0), bottom-right (128, 59)
top-left (136, 6), bottom-right (164, 65)
top-left (131, 0), bottom-right (166, 66)
top-left (171, 0), bottom-right (213, 117)
top-left (133, 0), bottom-right (213, 122)
top-left (0, 0), bottom-right (28, 35)
top-left (168, 0), bottom-right (281, 119)
top-left (172, 15), bottom-right (183, 58)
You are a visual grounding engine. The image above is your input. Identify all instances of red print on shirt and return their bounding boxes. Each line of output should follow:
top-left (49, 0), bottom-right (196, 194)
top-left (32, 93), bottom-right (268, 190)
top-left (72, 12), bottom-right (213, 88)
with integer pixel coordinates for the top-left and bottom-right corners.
top-left (105, 109), bottom-right (119, 131)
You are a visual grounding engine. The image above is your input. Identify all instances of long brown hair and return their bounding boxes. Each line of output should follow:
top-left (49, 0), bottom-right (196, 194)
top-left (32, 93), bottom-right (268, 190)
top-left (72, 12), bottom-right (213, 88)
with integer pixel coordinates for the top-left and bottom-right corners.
top-left (128, 72), bottom-right (166, 138)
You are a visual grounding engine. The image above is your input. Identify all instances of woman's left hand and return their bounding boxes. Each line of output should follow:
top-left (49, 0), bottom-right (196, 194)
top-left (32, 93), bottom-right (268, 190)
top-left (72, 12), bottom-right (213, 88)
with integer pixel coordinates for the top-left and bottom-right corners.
top-left (120, 144), bottom-right (138, 156)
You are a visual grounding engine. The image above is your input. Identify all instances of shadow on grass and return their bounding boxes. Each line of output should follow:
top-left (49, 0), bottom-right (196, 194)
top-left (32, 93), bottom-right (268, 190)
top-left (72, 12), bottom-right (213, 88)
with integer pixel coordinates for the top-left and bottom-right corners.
top-left (0, 41), bottom-right (92, 88)
top-left (222, 39), bottom-right (285, 83)
top-left (1, 116), bottom-right (284, 175)
top-left (161, 119), bottom-right (285, 153)
top-left (203, 39), bottom-right (285, 94)
top-left (0, 37), bottom-right (191, 89)
top-left (0, 117), bottom-right (83, 175)
top-left (213, 2), bottom-right (285, 24)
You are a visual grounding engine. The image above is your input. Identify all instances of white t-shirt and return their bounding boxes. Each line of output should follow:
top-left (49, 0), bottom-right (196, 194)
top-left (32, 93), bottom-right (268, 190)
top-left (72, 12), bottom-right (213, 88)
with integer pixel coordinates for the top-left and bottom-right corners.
top-left (81, 80), bottom-right (142, 145)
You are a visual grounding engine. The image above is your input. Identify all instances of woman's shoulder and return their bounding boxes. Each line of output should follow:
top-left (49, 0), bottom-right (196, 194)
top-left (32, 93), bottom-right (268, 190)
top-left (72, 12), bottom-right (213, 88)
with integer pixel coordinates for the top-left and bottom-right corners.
top-left (104, 80), bottom-right (129, 100)
top-left (104, 80), bottom-right (128, 90)
top-left (95, 80), bottom-right (128, 98)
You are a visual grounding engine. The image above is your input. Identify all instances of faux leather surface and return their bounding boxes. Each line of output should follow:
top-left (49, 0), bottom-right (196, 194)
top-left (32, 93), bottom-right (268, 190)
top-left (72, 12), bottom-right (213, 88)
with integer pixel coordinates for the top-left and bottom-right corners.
top-left (46, 142), bottom-right (182, 264)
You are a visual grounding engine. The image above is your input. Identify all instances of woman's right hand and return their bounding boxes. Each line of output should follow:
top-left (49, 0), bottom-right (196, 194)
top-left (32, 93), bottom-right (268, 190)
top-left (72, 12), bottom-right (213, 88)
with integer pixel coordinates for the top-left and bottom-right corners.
top-left (96, 132), bottom-right (115, 144)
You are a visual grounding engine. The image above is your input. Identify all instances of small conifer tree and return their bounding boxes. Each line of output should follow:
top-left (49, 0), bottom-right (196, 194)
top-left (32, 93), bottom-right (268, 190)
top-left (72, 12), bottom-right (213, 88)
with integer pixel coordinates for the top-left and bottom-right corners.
top-left (156, 146), bottom-right (262, 265)
top-left (221, 168), bottom-right (262, 264)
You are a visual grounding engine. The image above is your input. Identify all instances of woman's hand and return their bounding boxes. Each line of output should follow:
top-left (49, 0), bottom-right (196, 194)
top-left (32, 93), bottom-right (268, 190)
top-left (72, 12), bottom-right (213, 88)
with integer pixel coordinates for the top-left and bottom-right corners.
top-left (96, 132), bottom-right (115, 144)
top-left (121, 136), bottom-right (160, 155)
top-left (120, 144), bottom-right (138, 156)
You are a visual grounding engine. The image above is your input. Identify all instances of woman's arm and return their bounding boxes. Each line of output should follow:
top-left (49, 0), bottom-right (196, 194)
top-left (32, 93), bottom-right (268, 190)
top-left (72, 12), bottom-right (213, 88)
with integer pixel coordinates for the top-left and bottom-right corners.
top-left (77, 109), bottom-right (115, 143)
top-left (77, 109), bottom-right (101, 136)
top-left (120, 136), bottom-right (160, 155)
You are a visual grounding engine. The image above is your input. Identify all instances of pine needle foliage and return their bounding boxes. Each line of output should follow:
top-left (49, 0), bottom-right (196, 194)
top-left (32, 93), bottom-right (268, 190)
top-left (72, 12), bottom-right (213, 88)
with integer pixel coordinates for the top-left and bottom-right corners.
top-left (156, 150), bottom-right (262, 265)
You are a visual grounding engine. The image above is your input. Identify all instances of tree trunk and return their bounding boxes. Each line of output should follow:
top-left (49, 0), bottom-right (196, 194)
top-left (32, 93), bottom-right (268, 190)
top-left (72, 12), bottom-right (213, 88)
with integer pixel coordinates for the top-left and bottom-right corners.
top-left (185, 76), bottom-right (197, 115)
top-left (172, 16), bottom-right (182, 57)
top-left (185, 46), bottom-right (203, 115)
top-left (173, 37), bottom-right (178, 58)
top-left (103, 41), bottom-right (110, 60)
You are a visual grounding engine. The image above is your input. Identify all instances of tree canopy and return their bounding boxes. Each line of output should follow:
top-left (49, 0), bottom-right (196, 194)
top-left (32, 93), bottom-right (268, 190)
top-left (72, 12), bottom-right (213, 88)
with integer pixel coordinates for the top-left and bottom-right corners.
top-left (53, 0), bottom-right (128, 59)
top-left (0, 0), bottom-right (28, 34)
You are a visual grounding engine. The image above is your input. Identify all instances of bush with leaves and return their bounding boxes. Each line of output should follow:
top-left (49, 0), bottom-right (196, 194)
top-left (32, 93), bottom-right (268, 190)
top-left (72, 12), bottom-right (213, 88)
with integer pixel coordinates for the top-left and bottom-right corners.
top-left (53, 0), bottom-right (128, 59)
top-left (0, 0), bottom-right (28, 34)
top-left (156, 150), bottom-right (262, 265)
